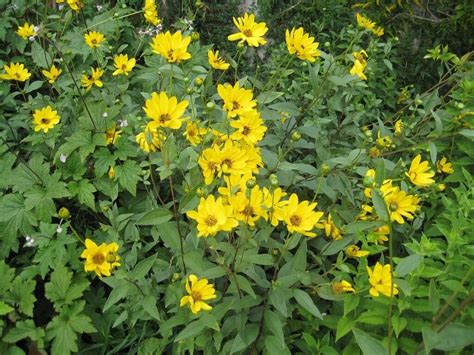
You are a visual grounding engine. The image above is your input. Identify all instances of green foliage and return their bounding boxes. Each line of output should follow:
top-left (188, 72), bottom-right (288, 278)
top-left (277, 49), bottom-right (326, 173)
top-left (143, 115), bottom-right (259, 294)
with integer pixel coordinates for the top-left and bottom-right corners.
top-left (0, 1), bottom-right (473, 354)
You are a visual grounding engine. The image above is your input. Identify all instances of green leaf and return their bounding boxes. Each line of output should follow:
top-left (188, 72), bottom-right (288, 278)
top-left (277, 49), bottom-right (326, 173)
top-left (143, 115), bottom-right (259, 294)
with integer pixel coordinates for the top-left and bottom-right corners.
top-left (422, 323), bottom-right (474, 352)
top-left (395, 254), bottom-right (423, 277)
top-left (68, 179), bottom-right (97, 210)
top-left (136, 208), bottom-right (173, 226)
top-left (46, 302), bottom-right (96, 355)
top-left (0, 261), bottom-right (15, 296)
top-left (174, 320), bottom-right (204, 342)
top-left (243, 253), bottom-right (274, 265)
top-left (45, 265), bottom-right (89, 310)
top-left (269, 288), bottom-right (288, 317)
top-left (9, 278), bottom-right (36, 317)
top-left (336, 317), bottom-right (355, 341)
top-left (103, 283), bottom-right (129, 312)
top-left (142, 295), bottom-right (161, 321)
top-left (292, 239), bottom-right (307, 272)
top-left (31, 41), bottom-right (52, 68)
top-left (264, 309), bottom-right (285, 347)
top-left (257, 91), bottom-right (284, 104)
top-left (115, 160), bottom-right (141, 196)
top-left (24, 80), bottom-right (43, 93)
top-left (321, 237), bottom-right (353, 256)
top-left (353, 328), bottom-right (388, 355)
top-left (131, 254), bottom-right (157, 280)
top-left (3, 320), bottom-right (45, 345)
top-left (293, 289), bottom-right (323, 319)
top-left (0, 301), bottom-right (13, 316)
top-left (372, 188), bottom-right (389, 221)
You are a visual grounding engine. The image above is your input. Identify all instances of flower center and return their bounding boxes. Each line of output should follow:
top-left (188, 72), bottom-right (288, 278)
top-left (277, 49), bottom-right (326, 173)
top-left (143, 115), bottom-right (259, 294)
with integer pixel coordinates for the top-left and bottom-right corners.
top-left (92, 39), bottom-right (97, 44)
top-left (242, 126), bottom-right (250, 136)
top-left (243, 29), bottom-right (252, 37)
top-left (232, 101), bottom-right (240, 110)
top-left (167, 49), bottom-right (174, 60)
top-left (205, 216), bottom-right (217, 227)
top-left (121, 64), bottom-right (127, 70)
top-left (222, 159), bottom-right (232, 169)
top-left (92, 253), bottom-right (105, 265)
top-left (243, 205), bottom-right (254, 217)
top-left (41, 118), bottom-right (50, 124)
top-left (14, 72), bottom-right (21, 79)
top-left (290, 214), bottom-right (302, 226)
top-left (159, 113), bottom-right (171, 123)
top-left (389, 202), bottom-right (398, 211)
top-left (192, 291), bottom-right (202, 301)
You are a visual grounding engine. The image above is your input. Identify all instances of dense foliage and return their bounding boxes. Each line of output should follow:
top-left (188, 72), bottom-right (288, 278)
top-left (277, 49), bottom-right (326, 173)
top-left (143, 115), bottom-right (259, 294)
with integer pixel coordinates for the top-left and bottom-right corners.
top-left (0, 1), bottom-right (473, 354)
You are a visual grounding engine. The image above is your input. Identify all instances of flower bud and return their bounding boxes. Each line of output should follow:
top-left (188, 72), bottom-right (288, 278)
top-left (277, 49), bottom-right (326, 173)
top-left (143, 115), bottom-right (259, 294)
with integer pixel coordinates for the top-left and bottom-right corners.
top-left (324, 41), bottom-right (330, 47)
top-left (363, 175), bottom-right (375, 187)
top-left (291, 131), bottom-right (301, 142)
top-left (269, 174), bottom-right (279, 186)
top-left (415, 98), bottom-right (423, 106)
top-left (436, 183), bottom-right (446, 191)
top-left (455, 102), bottom-right (465, 109)
top-left (246, 177), bottom-right (257, 189)
top-left (58, 207), bottom-right (71, 219)
top-left (237, 42), bottom-right (245, 50)
top-left (206, 102), bottom-right (215, 110)
top-left (186, 87), bottom-right (194, 95)
top-left (196, 187), bottom-right (207, 197)
top-left (106, 252), bottom-right (117, 263)
top-left (172, 272), bottom-right (180, 281)
top-left (183, 77), bottom-right (190, 84)
top-left (320, 163), bottom-right (330, 175)
top-left (194, 77), bottom-right (204, 86)
top-left (191, 32), bottom-right (200, 41)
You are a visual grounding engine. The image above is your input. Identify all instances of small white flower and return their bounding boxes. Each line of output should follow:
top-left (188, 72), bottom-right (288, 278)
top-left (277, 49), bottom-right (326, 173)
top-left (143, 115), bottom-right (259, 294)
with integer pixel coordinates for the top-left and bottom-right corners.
top-left (56, 224), bottom-right (63, 234)
top-left (118, 119), bottom-right (128, 128)
top-left (96, 5), bottom-right (103, 11)
top-left (33, 26), bottom-right (40, 33)
top-left (58, 4), bottom-right (64, 10)
top-left (28, 36), bottom-right (36, 42)
top-left (103, 112), bottom-right (108, 117)
top-left (60, 154), bottom-right (67, 163)
top-left (24, 236), bottom-right (35, 247)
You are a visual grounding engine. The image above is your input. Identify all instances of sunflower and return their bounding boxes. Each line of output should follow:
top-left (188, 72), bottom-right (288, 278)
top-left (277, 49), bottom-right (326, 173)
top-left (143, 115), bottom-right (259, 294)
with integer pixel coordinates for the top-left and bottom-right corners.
top-left (42, 64), bottom-right (62, 84)
top-left (217, 82), bottom-right (256, 118)
top-left (180, 275), bottom-right (217, 314)
top-left (84, 31), bottom-right (105, 48)
top-left (32, 106), bottom-right (61, 133)
top-left (16, 22), bottom-right (36, 40)
top-left (230, 110), bottom-right (267, 145)
top-left (406, 154), bottom-right (435, 187)
top-left (0, 62), bottom-right (31, 82)
top-left (143, 91), bottom-right (188, 129)
top-left (150, 31), bottom-right (191, 63)
top-left (112, 54), bottom-right (136, 76)
top-left (282, 193), bottom-right (323, 237)
top-left (228, 13), bottom-right (268, 47)
top-left (208, 49), bottom-right (230, 70)
top-left (285, 27), bottom-right (320, 62)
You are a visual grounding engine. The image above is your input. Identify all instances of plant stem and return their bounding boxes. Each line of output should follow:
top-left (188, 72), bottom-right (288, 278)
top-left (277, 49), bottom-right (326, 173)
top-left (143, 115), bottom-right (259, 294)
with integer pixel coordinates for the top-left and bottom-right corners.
top-left (168, 175), bottom-right (187, 274)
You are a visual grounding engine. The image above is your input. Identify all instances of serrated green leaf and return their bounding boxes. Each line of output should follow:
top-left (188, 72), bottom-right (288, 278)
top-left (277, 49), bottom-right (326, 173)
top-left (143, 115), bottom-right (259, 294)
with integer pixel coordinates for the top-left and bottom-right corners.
top-left (115, 160), bottom-right (141, 196)
top-left (68, 179), bottom-right (96, 210)
top-left (136, 208), bottom-right (173, 226)
top-left (45, 265), bottom-right (89, 310)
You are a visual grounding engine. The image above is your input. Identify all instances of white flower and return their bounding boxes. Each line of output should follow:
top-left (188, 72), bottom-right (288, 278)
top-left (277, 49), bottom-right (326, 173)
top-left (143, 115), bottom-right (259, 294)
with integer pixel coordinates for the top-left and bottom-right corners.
top-left (24, 236), bottom-right (35, 247)
top-left (60, 154), bottom-right (67, 163)
top-left (58, 4), bottom-right (64, 10)
top-left (28, 36), bottom-right (36, 42)
top-left (56, 224), bottom-right (63, 234)
top-left (96, 5), bottom-right (103, 11)
top-left (118, 119), bottom-right (128, 128)
top-left (33, 26), bottom-right (40, 33)
top-left (102, 112), bottom-right (108, 117)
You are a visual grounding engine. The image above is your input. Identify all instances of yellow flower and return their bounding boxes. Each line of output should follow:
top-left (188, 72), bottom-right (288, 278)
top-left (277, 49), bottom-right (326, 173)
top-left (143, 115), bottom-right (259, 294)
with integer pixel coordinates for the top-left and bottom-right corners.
top-left (356, 13), bottom-right (384, 37)
top-left (364, 168), bottom-right (376, 198)
top-left (367, 262), bottom-right (398, 297)
top-left (372, 225), bottom-right (390, 244)
top-left (32, 106), bottom-right (61, 133)
top-left (345, 245), bottom-right (369, 258)
top-left (180, 275), bottom-right (217, 314)
top-left (198, 147), bottom-right (222, 185)
top-left (436, 157), bottom-right (454, 174)
top-left (218, 173), bottom-right (251, 199)
top-left (136, 124), bottom-right (163, 153)
top-left (228, 186), bottom-right (267, 226)
top-left (350, 50), bottom-right (368, 80)
top-left (144, 0), bottom-right (160, 26)
top-left (42, 64), bottom-right (62, 84)
top-left (0, 63), bottom-right (31, 82)
top-left (332, 280), bottom-right (355, 294)
top-left (186, 195), bottom-right (238, 237)
top-left (394, 119), bottom-right (403, 135)
top-left (262, 187), bottom-right (288, 226)
top-left (283, 193), bottom-right (323, 237)
top-left (105, 126), bottom-right (121, 145)
top-left (144, 91), bottom-right (188, 129)
top-left (406, 154), bottom-right (435, 187)
top-left (80, 238), bottom-right (121, 277)
top-left (358, 204), bottom-right (375, 220)
top-left (16, 22), bottom-right (36, 40)
top-left (184, 121), bottom-right (207, 146)
top-left (323, 213), bottom-right (343, 240)
top-left (81, 67), bottom-right (104, 90)
top-left (285, 27), bottom-right (320, 62)
top-left (208, 49), bottom-right (230, 70)
top-left (108, 166), bottom-right (116, 179)
top-left (150, 31), bottom-right (191, 63)
top-left (218, 140), bottom-right (251, 177)
top-left (376, 132), bottom-right (393, 149)
top-left (384, 187), bottom-right (420, 224)
top-left (112, 54), bottom-right (136, 76)
top-left (67, 0), bottom-right (83, 12)
top-left (230, 110), bottom-right (267, 145)
top-left (84, 31), bottom-right (105, 48)
top-left (228, 13), bottom-right (268, 47)
top-left (217, 82), bottom-right (256, 118)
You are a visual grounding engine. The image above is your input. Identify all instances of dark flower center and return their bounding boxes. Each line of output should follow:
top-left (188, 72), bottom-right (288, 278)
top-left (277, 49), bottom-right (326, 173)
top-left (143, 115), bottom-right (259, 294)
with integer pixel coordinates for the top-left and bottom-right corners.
top-left (92, 253), bottom-right (105, 265)
top-left (290, 214), bottom-right (301, 226)
top-left (205, 216), bottom-right (217, 227)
